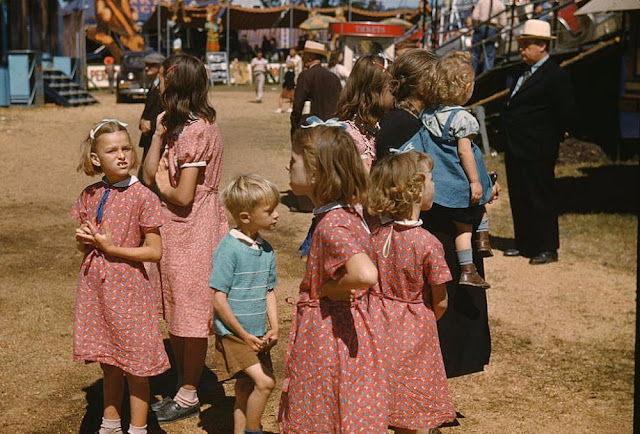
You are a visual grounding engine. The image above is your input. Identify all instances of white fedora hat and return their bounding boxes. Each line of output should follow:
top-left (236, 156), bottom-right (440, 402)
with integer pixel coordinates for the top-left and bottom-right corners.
top-left (303, 40), bottom-right (330, 58)
top-left (516, 19), bottom-right (556, 40)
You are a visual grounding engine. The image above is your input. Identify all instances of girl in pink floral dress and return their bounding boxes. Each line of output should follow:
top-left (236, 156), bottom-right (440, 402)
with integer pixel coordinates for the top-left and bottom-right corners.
top-left (73, 119), bottom-right (169, 434)
top-left (335, 54), bottom-right (395, 172)
top-left (279, 124), bottom-right (388, 433)
top-left (368, 151), bottom-right (456, 433)
top-left (143, 54), bottom-right (228, 423)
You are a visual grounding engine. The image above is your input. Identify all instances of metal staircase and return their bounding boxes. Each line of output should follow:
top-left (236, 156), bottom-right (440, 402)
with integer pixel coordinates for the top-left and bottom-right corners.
top-left (43, 69), bottom-right (98, 107)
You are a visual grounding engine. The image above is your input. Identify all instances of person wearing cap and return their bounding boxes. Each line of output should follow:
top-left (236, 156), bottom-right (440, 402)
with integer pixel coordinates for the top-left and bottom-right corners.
top-left (250, 50), bottom-right (269, 103)
top-left (501, 19), bottom-right (577, 265)
top-left (290, 40), bottom-right (342, 134)
top-left (138, 52), bottom-right (166, 172)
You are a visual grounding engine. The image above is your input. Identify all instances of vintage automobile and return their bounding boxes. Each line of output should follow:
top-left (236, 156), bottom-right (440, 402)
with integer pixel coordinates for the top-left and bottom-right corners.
top-left (116, 50), bottom-right (154, 103)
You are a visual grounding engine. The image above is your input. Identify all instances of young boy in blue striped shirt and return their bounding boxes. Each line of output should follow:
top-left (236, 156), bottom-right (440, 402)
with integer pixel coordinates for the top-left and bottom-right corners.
top-left (210, 174), bottom-right (280, 434)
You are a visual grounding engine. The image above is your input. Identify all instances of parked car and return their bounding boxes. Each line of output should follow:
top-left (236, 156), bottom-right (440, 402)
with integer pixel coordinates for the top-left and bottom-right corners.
top-left (116, 50), bottom-right (154, 103)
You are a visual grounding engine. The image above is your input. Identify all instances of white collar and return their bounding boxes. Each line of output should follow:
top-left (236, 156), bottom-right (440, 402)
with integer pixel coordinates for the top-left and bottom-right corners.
top-left (102, 175), bottom-right (139, 188)
top-left (230, 228), bottom-right (264, 250)
top-left (380, 214), bottom-right (423, 227)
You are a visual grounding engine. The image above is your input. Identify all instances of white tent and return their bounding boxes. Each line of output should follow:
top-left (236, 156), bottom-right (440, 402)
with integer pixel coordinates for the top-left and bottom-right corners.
top-left (575, 0), bottom-right (640, 15)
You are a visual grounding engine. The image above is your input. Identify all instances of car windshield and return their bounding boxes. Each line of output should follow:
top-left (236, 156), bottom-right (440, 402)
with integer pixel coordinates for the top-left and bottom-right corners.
top-left (122, 53), bottom-right (146, 70)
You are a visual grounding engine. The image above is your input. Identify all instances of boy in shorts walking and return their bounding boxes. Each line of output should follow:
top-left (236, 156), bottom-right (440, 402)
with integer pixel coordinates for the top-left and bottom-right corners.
top-left (210, 174), bottom-right (280, 434)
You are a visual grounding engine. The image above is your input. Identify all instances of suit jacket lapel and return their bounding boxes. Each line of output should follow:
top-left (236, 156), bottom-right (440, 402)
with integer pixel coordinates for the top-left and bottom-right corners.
top-left (511, 60), bottom-right (552, 101)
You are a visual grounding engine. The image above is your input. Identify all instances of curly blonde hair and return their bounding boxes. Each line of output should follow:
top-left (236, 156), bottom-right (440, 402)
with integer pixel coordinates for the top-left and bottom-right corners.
top-left (432, 50), bottom-right (475, 106)
top-left (291, 126), bottom-right (368, 206)
top-left (368, 151), bottom-right (433, 220)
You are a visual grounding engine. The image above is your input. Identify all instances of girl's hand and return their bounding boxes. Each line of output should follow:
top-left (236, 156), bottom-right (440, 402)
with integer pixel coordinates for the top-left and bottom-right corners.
top-left (85, 221), bottom-right (116, 255)
top-left (319, 280), bottom-right (357, 302)
top-left (242, 333), bottom-right (265, 353)
top-left (155, 155), bottom-right (171, 195)
top-left (469, 181), bottom-right (482, 203)
top-left (75, 223), bottom-right (96, 246)
top-left (154, 112), bottom-right (166, 137)
top-left (488, 181), bottom-right (501, 203)
top-left (261, 329), bottom-right (279, 352)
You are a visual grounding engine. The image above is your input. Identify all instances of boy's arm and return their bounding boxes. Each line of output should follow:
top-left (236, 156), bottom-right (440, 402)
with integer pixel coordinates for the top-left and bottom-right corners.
top-left (262, 290), bottom-right (279, 351)
top-left (212, 290), bottom-right (264, 352)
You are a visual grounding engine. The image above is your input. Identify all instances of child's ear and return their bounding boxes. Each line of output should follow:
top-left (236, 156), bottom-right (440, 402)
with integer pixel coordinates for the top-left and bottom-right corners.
top-left (90, 152), bottom-right (101, 168)
top-left (238, 211), bottom-right (251, 224)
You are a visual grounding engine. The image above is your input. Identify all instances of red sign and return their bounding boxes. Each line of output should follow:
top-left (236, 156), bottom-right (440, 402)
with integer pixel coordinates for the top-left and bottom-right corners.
top-left (329, 22), bottom-right (405, 38)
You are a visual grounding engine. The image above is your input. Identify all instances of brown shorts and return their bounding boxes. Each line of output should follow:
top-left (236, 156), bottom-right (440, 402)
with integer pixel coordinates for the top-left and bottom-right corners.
top-left (214, 334), bottom-right (273, 382)
top-left (280, 88), bottom-right (294, 100)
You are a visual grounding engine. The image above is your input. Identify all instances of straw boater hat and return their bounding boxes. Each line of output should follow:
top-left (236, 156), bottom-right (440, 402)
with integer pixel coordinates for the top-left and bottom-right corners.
top-left (303, 40), bottom-right (330, 59)
top-left (517, 19), bottom-right (556, 40)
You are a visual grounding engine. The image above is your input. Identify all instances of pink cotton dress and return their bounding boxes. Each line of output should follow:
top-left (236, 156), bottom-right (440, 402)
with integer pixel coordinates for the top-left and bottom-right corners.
top-left (368, 219), bottom-right (456, 430)
top-left (159, 119), bottom-right (228, 338)
top-left (71, 177), bottom-right (170, 377)
top-left (344, 120), bottom-right (376, 167)
top-left (278, 206), bottom-right (388, 434)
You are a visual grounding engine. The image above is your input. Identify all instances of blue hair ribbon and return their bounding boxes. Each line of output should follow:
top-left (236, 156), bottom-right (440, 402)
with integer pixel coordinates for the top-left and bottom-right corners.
top-left (301, 116), bottom-right (348, 130)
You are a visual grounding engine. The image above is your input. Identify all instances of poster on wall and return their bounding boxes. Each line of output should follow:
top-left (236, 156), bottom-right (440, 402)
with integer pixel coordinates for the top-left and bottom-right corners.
top-left (206, 51), bottom-right (229, 84)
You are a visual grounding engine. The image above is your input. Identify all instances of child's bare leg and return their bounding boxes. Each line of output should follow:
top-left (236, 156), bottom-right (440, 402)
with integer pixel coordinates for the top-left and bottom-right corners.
top-left (393, 427), bottom-right (417, 434)
top-left (453, 221), bottom-right (473, 252)
top-left (169, 333), bottom-right (185, 388)
top-left (278, 96), bottom-right (284, 110)
top-left (243, 363), bottom-right (276, 431)
top-left (233, 377), bottom-right (254, 434)
top-left (101, 363), bottom-right (124, 420)
top-left (181, 337), bottom-right (208, 392)
top-left (126, 373), bottom-right (150, 428)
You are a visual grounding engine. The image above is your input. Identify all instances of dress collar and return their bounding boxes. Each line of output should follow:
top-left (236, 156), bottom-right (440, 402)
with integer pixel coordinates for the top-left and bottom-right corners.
top-left (313, 201), bottom-right (347, 215)
top-left (101, 175), bottom-right (139, 188)
top-left (380, 214), bottom-right (423, 227)
top-left (230, 228), bottom-right (264, 250)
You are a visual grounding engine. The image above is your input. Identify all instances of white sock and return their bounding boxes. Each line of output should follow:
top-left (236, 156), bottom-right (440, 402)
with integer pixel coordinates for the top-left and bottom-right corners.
top-left (128, 424), bottom-right (147, 434)
top-left (99, 417), bottom-right (122, 434)
top-left (174, 386), bottom-right (199, 408)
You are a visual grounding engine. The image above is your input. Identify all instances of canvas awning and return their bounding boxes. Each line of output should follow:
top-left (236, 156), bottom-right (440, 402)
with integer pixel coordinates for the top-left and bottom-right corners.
top-left (575, 0), bottom-right (640, 15)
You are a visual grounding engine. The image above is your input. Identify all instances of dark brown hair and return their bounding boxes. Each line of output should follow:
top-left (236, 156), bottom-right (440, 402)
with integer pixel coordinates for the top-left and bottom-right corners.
top-left (433, 50), bottom-right (474, 106)
top-left (335, 54), bottom-right (391, 130)
top-left (389, 49), bottom-right (438, 104)
top-left (161, 53), bottom-right (216, 136)
top-left (368, 151), bottom-right (433, 220)
top-left (292, 126), bottom-right (368, 206)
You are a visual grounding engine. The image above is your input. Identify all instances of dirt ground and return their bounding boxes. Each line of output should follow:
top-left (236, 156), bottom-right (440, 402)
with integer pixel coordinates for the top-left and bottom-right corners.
top-left (0, 88), bottom-right (635, 434)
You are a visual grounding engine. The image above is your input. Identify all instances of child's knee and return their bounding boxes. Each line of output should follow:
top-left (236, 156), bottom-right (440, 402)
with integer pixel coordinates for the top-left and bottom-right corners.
top-left (256, 375), bottom-right (275, 392)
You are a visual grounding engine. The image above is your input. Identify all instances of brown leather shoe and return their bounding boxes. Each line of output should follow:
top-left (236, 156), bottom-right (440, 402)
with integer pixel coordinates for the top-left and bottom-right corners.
top-left (476, 231), bottom-right (493, 257)
top-left (459, 263), bottom-right (491, 289)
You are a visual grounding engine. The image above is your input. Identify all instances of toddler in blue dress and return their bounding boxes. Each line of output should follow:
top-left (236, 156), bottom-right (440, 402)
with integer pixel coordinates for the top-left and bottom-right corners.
top-left (421, 51), bottom-right (495, 289)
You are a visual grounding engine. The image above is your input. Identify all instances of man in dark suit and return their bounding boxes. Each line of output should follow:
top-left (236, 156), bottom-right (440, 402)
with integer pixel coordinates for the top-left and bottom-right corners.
top-left (501, 20), bottom-right (576, 264)
top-left (290, 40), bottom-right (342, 134)
top-left (138, 52), bottom-right (166, 174)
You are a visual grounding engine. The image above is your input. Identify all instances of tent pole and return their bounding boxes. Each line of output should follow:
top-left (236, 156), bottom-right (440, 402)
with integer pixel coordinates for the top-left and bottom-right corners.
top-left (289, 0), bottom-right (294, 48)
top-left (226, 1), bottom-right (231, 86)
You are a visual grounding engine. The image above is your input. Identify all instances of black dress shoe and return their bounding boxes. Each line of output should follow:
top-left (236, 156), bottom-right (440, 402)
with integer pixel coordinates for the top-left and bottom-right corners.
top-left (150, 395), bottom-right (172, 412)
top-left (503, 248), bottom-right (520, 257)
top-left (155, 399), bottom-right (199, 423)
top-left (529, 250), bottom-right (558, 265)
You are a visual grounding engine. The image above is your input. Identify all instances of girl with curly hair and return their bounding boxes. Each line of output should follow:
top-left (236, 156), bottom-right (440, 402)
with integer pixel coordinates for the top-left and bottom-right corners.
top-left (367, 150), bottom-right (456, 434)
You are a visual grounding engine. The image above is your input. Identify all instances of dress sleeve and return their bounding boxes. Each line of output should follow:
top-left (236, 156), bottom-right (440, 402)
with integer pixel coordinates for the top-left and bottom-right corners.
top-left (175, 120), bottom-right (212, 169)
top-left (70, 190), bottom-right (88, 224)
top-left (209, 241), bottom-right (235, 294)
top-left (423, 235), bottom-right (452, 285)
top-left (450, 110), bottom-right (480, 139)
top-left (138, 187), bottom-right (164, 230)
top-left (319, 223), bottom-right (368, 280)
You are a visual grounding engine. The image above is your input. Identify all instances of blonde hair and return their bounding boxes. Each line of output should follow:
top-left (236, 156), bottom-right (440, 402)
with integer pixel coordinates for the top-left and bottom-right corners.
top-left (291, 126), bottom-right (368, 206)
top-left (77, 120), bottom-right (137, 176)
top-left (432, 51), bottom-right (474, 106)
top-left (222, 174), bottom-right (280, 222)
top-left (368, 151), bottom-right (433, 220)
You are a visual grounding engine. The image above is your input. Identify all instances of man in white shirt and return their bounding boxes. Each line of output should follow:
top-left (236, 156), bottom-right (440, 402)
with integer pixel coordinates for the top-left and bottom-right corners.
top-left (285, 47), bottom-right (303, 83)
top-left (250, 50), bottom-right (269, 103)
top-left (470, 0), bottom-right (507, 73)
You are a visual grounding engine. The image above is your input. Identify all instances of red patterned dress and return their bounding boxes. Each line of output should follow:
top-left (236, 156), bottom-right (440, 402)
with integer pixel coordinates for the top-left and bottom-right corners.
top-left (369, 219), bottom-right (456, 430)
top-left (159, 119), bottom-right (228, 338)
top-left (279, 206), bottom-right (388, 434)
top-left (71, 177), bottom-right (170, 377)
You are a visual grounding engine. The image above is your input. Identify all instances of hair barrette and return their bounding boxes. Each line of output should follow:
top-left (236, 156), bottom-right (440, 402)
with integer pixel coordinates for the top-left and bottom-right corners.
top-left (301, 116), bottom-right (348, 130)
top-left (89, 119), bottom-right (128, 141)
top-left (165, 63), bottom-right (178, 73)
